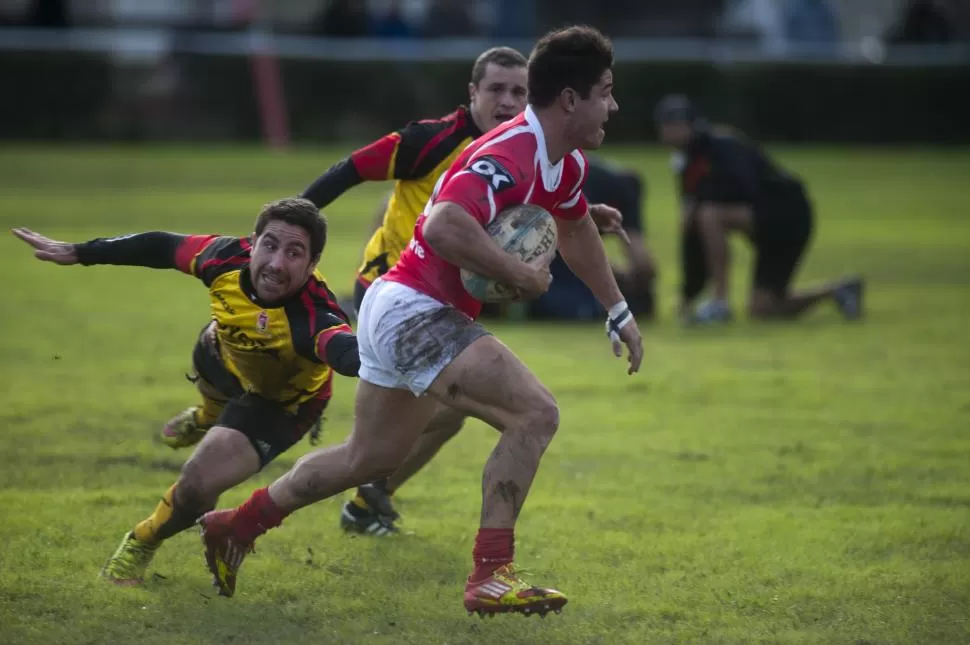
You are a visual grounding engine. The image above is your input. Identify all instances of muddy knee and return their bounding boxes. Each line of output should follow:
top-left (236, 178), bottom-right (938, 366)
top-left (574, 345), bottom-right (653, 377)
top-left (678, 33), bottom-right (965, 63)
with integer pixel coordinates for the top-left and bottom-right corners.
top-left (520, 391), bottom-right (560, 450)
top-left (174, 465), bottom-right (217, 512)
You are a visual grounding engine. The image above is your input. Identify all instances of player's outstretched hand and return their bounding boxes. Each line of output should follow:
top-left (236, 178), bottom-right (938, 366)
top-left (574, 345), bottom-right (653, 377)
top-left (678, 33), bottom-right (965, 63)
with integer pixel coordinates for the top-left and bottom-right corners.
top-left (606, 303), bottom-right (643, 375)
top-left (618, 320), bottom-right (643, 375)
top-left (589, 203), bottom-right (631, 247)
top-left (11, 228), bottom-right (79, 265)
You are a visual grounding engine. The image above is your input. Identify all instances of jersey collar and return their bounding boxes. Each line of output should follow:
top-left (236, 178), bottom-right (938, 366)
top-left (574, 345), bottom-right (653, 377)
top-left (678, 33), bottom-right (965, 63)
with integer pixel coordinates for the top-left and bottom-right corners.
top-left (461, 105), bottom-right (484, 139)
top-left (525, 105), bottom-right (564, 193)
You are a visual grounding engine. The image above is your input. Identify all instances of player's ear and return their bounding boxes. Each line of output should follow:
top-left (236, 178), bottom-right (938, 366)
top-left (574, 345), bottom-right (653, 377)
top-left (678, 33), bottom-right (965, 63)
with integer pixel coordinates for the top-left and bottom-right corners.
top-left (468, 81), bottom-right (477, 105)
top-left (559, 88), bottom-right (576, 113)
top-left (306, 253), bottom-right (321, 276)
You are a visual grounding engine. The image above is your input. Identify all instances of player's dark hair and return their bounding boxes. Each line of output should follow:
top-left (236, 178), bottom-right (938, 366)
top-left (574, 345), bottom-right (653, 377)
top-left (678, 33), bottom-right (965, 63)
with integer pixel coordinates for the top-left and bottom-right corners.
top-left (527, 25), bottom-right (614, 108)
top-left (253, 197), bottom-right (327, 258)
top-left (470, 46), bottom-right (528, 86)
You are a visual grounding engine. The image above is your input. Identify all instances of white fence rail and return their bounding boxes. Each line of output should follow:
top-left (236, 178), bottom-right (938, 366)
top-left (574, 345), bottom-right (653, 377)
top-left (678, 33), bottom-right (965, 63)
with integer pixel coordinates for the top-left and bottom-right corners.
top-left (0, 27), bottom-right (967, 67)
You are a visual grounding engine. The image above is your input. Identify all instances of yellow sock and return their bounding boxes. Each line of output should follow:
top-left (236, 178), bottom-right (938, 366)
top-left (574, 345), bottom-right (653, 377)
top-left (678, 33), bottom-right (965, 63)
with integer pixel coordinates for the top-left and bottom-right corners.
top-left (194, 405), bottom-right (219, 429)
top-left (133, 485), bottom-right (176, 543)
top-left (352, 493), bottom-right (370, 511)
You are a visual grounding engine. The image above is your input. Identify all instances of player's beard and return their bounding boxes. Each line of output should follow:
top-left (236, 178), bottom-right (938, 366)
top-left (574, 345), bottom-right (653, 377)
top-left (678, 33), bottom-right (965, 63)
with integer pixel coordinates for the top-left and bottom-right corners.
top-left (254, 267), bottom-right (289, 301)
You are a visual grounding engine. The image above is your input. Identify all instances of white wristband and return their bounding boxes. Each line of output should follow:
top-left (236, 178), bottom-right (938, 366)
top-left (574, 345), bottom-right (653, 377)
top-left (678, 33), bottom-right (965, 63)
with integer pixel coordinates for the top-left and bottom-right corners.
top-left (608, 301), bottom-right (629, 320)
top-left (606, 301), bottom-right (633, 342)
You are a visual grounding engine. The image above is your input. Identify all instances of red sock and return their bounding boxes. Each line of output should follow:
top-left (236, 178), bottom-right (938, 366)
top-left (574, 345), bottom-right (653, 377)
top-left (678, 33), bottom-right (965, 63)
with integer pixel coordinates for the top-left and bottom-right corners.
top-left (230, 487), bottom-right (287, 544)
top-left (470, 528), bottom-right (514, 582)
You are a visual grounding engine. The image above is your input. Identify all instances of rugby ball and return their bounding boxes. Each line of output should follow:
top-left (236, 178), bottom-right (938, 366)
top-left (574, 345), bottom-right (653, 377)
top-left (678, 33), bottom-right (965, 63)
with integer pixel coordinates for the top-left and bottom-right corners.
top-left (460, 204), bottom-right (558, 303)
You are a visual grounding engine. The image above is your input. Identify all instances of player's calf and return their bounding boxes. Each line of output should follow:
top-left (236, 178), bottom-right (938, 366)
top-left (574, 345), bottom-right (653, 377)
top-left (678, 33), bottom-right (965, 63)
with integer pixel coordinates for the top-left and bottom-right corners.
top-left (339, 406), bottom-right (467, 537)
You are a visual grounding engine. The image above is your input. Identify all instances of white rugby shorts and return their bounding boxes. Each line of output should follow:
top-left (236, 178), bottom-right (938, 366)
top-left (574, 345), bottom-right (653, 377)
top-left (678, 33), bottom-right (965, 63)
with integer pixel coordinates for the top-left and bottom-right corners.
top-left (356, 278), bottom-right (490, 395)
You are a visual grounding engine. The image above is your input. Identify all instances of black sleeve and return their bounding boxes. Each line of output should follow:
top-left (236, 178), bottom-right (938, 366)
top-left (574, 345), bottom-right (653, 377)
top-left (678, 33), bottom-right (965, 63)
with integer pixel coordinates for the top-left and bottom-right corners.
top-left (301, 158), bottom-right (365, 209)
top-left (324, 331), bottom-right (360, 377)
top-left (681, 223), bottom-right (708, 302)
top-left (74, 232), bottom-right (186, 269)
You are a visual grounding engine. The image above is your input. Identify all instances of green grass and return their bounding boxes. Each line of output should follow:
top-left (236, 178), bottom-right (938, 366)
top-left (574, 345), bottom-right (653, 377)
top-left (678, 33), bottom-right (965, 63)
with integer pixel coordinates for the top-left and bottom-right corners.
top-left (0, 145), bottom-right (968, 645)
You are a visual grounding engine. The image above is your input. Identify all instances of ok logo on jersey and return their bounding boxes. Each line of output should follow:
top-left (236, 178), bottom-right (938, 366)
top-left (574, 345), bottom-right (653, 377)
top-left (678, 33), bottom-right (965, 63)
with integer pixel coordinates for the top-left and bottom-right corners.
top-left (469, 156), bottom-right (515, 192)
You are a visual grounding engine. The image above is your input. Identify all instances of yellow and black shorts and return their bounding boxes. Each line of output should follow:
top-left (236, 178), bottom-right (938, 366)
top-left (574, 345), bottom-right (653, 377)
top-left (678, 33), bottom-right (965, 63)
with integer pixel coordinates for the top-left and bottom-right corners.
top-left (190, 323), bottom-right (327, 467)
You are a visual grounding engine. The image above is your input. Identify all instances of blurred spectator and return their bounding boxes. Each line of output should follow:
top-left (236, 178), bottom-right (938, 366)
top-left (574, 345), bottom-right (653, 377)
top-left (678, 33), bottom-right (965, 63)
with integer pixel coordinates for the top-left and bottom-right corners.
top-left (311, 0), bottom-right (370, 37)
top-left (370, 0), bottom-right (417, 38)
top-left (784, 0), bottom-right (840, 43)
top-left (720, 0), bottom-right (787, 49)
top-left (885, 0), bottom-right (954, 44)
top-left (423, 0), bottom-right (479, 37)
top-left (488, 0), bottom-right (537, 38)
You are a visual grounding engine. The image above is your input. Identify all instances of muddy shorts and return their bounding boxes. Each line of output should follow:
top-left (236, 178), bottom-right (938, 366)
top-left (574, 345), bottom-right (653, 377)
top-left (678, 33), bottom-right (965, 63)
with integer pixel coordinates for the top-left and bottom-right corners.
top-left (356, 278), bottom-right (490, 396)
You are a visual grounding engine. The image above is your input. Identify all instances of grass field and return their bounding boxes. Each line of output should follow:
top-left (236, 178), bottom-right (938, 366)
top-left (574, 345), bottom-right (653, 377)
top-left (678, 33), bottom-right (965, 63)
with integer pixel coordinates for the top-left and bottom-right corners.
top-left (0, 145), bottom-right (968, 645)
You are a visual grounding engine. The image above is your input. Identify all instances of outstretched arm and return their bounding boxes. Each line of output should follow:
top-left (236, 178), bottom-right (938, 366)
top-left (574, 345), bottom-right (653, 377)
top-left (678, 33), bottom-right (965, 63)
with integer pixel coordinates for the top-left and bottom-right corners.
top-left (302, 118), bottom-right (446, 208)
top-left (301, 133), bottom-right (401, 208)
top-left (12, 227), bottom-right (197, 271)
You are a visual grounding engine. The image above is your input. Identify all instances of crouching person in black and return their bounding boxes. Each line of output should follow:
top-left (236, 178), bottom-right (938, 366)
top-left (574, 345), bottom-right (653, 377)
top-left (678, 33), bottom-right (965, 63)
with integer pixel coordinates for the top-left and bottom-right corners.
top-left (655, 94), bottom-right (863, 325)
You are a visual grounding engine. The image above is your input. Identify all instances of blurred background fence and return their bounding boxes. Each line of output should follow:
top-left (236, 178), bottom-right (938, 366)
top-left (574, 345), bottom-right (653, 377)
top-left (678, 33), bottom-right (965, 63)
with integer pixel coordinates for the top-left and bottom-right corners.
top-left (1, 0), bottom-right (968, 144)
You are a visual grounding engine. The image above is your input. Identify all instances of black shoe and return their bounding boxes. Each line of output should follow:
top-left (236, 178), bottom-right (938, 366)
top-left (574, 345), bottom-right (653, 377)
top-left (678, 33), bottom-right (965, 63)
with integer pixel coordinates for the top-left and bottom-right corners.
top-left (834, 276), bottom-right (865, 320)
top-left (339, 501), bottom-right (399, 536)
top-left (357, 482), bottom-right (400, 521)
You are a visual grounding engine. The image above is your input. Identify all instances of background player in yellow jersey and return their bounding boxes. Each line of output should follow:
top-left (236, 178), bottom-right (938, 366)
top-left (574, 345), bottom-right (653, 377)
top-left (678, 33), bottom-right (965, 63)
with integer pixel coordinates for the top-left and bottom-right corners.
top-left (11, 198), bottom-right (359, 586)
top-left (299, 47), bottom-right (530, 535)
top-left (301, 46), bottom-right (529, 314)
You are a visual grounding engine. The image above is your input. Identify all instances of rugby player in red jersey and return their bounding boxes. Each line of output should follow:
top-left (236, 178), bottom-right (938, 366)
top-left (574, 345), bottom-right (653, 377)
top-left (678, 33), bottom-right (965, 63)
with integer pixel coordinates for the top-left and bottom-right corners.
top-left (199, 26), bottom-right (643, 617)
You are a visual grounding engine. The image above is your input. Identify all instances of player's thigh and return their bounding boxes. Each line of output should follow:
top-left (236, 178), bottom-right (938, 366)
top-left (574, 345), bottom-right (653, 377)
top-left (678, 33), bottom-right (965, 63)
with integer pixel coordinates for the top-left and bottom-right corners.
top-left (426, 335), bottom-right (557, 434)
top-left (178, 425), bottom-right (261, 503)
top-left (345, 380), bottom-right (439, 474)
top-left (753, 205), bottom-right (807, 291)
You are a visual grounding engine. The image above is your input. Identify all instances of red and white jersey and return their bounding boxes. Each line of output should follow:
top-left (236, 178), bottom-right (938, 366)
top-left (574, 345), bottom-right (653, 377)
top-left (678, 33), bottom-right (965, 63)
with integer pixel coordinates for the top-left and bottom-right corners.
top-left (383, 105), bottom-right (590, 319)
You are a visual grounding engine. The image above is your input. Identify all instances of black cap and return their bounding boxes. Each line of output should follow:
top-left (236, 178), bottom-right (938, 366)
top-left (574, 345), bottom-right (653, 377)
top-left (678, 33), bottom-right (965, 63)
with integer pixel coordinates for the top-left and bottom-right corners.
top-left (654, 94), bottom-right (697, 124)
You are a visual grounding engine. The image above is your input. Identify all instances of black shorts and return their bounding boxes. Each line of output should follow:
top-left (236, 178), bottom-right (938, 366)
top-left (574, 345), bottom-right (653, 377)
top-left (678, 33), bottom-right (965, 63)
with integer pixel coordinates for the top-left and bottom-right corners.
top-left (218, 392), bottom-right (328, 468)
top-left (191, 323), bottom-right (327, 468)
top-left (753, 186), bottom-right (814, 297)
